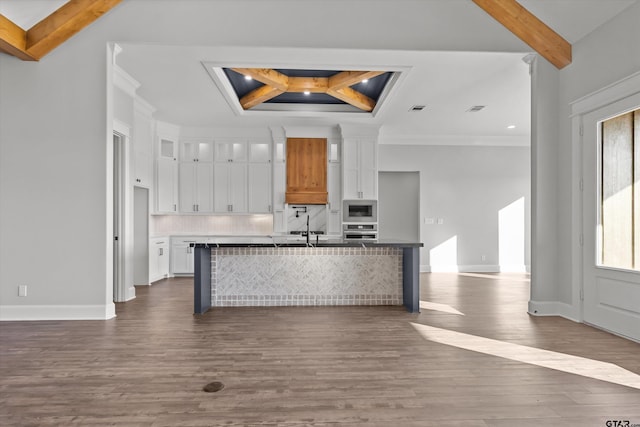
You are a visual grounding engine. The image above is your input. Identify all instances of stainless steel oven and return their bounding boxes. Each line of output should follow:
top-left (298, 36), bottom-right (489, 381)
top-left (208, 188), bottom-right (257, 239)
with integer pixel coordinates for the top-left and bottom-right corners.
top-left (343, 199), bottom-right (377, 223)
top-left (343, 223), bottom-right (378, 240)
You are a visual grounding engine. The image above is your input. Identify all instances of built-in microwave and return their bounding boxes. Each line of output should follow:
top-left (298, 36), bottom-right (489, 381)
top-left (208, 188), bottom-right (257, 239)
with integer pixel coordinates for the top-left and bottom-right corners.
top-left (343, 199), bottom-right (377, 223)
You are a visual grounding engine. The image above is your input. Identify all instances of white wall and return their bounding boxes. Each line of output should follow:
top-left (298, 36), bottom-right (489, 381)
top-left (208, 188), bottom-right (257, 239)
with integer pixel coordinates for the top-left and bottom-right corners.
top-left (551, 0), bottom-right (640, 315)
top-left (379, 145), bottom-right (530, 272)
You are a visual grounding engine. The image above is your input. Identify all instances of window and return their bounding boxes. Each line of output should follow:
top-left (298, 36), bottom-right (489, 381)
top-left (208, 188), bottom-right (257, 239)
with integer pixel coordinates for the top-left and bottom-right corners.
top-left (600, 108), bottom-right (640, 270)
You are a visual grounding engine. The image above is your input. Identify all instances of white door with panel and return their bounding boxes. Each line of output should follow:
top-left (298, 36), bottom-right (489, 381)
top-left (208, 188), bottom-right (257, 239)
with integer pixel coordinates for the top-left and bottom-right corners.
top-left (581, 91), bottom-right (640, 342)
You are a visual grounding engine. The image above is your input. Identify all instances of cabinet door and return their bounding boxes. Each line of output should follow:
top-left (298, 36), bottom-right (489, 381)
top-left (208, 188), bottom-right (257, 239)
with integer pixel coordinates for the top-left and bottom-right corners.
top-left (182, 141), bottom-right (213, 162)
top-left (272, 162), bottom-right (286, 210)
top-left (216, 141), bottom-right (247, 162)
top-left (248, 163), bottom-right (271, 213)
top-left (327, 210), bottom-right (342, 235)
top-left (149, 243), bottom-right (160, 281)
top-left (342, 140), bottom-right (360, 199)
top-left (249, 142), bottom-right (271, 163)
top-left (179, 163), bottom-right (196, 212)
top-left (158, 243), bottom-right (169, 277)
top-left (213, 163), bottom-right (230, 212)
top-left (171, 244), bottom-right (192, 274)
top-left (229, 163), bottom-right (248, 212)
top-left (359, 141), bottom-right (377, 199)
top-left (157, 158), bottom-right (177, 213)
top-left (134, 150), bottom-right (152, 187)
top-left (133, 110), bottom-right (153, 186)
top-left (195, 163), bottom-right (213, 212)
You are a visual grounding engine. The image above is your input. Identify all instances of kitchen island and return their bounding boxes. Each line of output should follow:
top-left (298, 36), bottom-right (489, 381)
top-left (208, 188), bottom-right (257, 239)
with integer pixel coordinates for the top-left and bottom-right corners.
top-left (193, 237), bottom-right (422, 314)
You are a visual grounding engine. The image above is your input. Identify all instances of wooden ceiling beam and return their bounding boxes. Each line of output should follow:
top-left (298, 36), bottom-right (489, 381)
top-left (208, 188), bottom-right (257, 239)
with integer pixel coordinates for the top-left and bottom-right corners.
top-left (328, 71), bottom-right (385, 91)
top-left (232, 68), bottom-right (289, 91)
top-left (0, 15), bottom-right (37, 61)
top-left (25, 0), bottom-right (122, 59)
top-left (287, 76), bottom-right (328, 93)
top-left (472, 0), bottom-right (571, 69)
top-left (239, 85), bottom-right (284, 110)
top-left (326, 87), bottom-right (376, 112)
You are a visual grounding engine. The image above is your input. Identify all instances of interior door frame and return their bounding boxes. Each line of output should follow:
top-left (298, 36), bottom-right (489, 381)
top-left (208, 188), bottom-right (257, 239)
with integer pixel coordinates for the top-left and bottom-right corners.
top-left (571, 71), bottom-right (640, 341)
top-left (113, 119), bottom-right (135, 302)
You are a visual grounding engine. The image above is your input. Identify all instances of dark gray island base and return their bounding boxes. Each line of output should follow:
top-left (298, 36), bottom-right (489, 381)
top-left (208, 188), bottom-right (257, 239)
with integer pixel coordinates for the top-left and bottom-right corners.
top-left (193, 238), bottom-right (422, 314)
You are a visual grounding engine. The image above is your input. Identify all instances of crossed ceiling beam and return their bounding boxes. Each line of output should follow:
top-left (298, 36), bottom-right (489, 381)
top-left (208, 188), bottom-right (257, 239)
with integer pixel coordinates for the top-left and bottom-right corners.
top-left (232, 68), bottom-right (385, 111)
top-left (0, 0), bottom-right (571, 70)
top-left (0, 0), bottom-right (122, 61)
top-left (472, 0), bottom-right (571, 69)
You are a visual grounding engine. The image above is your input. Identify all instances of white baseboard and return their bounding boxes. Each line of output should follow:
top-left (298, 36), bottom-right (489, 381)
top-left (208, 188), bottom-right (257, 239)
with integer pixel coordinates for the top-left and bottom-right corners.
top-left (528, 300), bottom-right (580, 322)
top-left (125, 286), bottom-right (136, 301)
top-left (0, 304), bottom-right (117, 321)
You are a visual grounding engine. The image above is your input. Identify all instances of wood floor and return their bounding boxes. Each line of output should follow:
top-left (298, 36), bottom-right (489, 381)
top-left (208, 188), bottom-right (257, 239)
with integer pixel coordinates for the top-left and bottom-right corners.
top-left (1, 273), bottom-right (639, 426)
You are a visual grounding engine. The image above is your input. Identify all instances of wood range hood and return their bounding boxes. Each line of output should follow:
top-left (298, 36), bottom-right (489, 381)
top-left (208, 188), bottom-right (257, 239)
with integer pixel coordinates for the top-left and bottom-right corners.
top-left (285, 138), bottom-right (328, 205)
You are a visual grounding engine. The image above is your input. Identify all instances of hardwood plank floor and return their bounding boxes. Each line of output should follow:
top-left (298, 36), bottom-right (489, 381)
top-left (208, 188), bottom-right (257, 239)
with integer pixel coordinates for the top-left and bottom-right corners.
top-left (1, 273), bottom-right (639, 426)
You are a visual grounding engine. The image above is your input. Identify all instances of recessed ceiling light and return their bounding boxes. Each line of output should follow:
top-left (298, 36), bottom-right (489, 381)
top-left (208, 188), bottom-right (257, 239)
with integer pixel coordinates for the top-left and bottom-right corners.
top-left (303, 91), bottom-right (311, 95)
top-left (466, 105), bottom-right (485, 112)
top-left (507, 125), bottom-right (516, 129)
top-left (244, 75), bottom-right (252, 81)
top-left (361, 79), bottom-right (369, 84)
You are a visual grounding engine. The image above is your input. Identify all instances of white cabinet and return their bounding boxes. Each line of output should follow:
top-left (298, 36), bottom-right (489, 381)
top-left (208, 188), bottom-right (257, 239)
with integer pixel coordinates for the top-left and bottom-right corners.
top-left (215, 140), bottom-right (247, 162)
top-left (171, 237), bottom-right (198, 275)
top-left (213, 140), bottom-right (252, 213)
top-left (272, 139), bottom-right (287, 233)
top-left (156, 138), bottom-right (178, 213)
top-left (214, 162), bottom-right (247, 213)
top-left (132, 107), bottom-right (154, 187)
top-left (248, 141), bottom-right (272, 213)
top-left (343, 139), bottom-right (377, 200)
top-left (327, 162), bottom-right (342, 235)
top-left (149, 237), bottom-right (169, 283)
top-left (179, 140), bottom-right (213, 213)
top-left (179, 162), bottom-right (213, 213)
top-left (248, 163), bottom-right (272, 213)
top-left (181, 141), bottom-right (214, 162)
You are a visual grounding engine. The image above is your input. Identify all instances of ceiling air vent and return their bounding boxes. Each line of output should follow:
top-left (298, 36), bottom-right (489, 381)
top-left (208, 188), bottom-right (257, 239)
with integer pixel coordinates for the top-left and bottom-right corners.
top-left (409, 105), bottom-right (426, 111)
top-left (466, 105), bottom-right (486, 112)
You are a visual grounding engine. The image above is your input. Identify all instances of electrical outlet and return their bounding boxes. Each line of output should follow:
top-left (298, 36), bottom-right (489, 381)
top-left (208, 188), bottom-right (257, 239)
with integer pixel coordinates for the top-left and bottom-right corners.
top-left (18, 285), bottom-right (27, 297)
top-left (437, 218), bottom-right (444, 225)
top-left (481, 255), bottom-right (487, 262)
top-left (425, 217), bottom-right (435, 225)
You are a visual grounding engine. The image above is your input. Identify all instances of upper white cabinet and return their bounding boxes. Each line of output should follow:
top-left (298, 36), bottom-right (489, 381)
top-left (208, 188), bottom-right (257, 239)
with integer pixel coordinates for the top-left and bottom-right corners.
top-left (215, 140), bottom-right (247, 162)
top-left (271, 138), bottom-right (287, 233)
top-left (214, 162), bottom-right (247, 213)
top-left (343, 138), bottom-right (377, 200)
top-left (179, 140), bottom-right (213, 213)
top-left (132, 104), bottom-right (154, 187)
top-left (181, 141), bottom-right (214, 163)
top-left (155, 137), bottom-right (178, 213)
top-left (248, 141), bottom-right (272, 213)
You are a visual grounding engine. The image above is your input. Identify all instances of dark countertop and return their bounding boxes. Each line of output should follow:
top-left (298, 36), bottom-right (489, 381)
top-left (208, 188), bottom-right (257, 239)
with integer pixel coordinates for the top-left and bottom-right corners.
top-left (191, 237), bottom-right (422, 248)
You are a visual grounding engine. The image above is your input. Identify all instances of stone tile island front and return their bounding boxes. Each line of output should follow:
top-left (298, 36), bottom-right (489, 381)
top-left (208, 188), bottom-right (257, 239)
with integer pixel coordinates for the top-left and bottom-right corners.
top-left (193, 237), bottom-right (422, 314)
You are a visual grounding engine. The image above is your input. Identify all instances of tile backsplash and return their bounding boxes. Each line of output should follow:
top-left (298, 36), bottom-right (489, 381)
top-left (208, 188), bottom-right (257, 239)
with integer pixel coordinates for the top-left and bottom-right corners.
top-left (151, 215), bottom-right (273, 236)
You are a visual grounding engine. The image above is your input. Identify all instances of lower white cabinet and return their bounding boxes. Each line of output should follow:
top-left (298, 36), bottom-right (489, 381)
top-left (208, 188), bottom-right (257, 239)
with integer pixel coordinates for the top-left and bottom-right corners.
top-left (171, 237), bottom-right (198, 274)
top-left (149, 237), bottom-right (169, 283)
